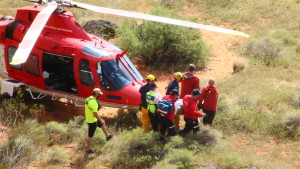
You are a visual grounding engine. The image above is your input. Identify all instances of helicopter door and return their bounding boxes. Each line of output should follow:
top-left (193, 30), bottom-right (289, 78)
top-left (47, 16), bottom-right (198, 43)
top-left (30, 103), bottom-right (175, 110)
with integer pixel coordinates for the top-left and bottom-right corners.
top-left (42, 52), bottom-right (78, 94)
top-left (4, 39), bottom-right (45, 88)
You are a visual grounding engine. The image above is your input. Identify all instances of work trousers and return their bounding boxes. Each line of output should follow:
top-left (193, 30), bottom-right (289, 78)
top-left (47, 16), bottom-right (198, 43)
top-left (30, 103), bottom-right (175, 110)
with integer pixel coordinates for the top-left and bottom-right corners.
top-left (202, 109), bottom-right (216, 126)
top-left (181, 117), bottom-right (199, 136)
top-left (148, 112), bottom-right (160, 132)
top-left (160, 116), bottom-right (176, 136)
top-left (174, 114), bottom-right (181, 130)
top-left (141, 107), bottom-right (151, 132)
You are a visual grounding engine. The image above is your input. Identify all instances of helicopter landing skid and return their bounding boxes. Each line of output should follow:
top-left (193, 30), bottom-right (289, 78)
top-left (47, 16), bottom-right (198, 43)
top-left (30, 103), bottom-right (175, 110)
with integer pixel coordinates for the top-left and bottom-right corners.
top-left (26, 87), bottom-right (85, 107)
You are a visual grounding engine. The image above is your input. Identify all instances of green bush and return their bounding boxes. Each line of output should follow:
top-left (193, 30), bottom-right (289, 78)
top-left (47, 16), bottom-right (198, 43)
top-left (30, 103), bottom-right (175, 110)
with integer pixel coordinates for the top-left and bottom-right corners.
top-left (117, 7), bottom-right (210, 71)
top-left (87, 129), bottom-right (165, 168)
top-left (0, 91), bottom-right (27, 126)
top-left (112, 108), bottom-right (141, 130)
top-left (45, 145), bottom-right (69, 165)
top-left (44, 121), bottom-right (69, 144)
top-left (153, 149), bottom-right (197, 169)
top-left (242, 38), bottom-right (283, 66)
top-left (269, 113), bottom-right (300, 140)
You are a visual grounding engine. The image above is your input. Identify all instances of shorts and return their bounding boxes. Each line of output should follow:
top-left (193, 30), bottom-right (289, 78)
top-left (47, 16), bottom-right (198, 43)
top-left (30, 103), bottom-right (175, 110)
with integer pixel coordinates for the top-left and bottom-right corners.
top-left (88, 121), bottom-right (102, 137)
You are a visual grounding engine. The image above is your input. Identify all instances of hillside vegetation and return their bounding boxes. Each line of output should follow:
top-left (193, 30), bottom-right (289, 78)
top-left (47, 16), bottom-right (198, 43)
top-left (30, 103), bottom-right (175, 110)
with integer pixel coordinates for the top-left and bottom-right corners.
top-left (0, 0), bottom-right (300, 168)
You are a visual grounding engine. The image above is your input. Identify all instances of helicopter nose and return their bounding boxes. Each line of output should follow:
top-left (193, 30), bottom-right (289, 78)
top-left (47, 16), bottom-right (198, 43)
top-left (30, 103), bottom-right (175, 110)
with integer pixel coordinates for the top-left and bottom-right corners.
top-left (120, 83), bottom-right (142, 108)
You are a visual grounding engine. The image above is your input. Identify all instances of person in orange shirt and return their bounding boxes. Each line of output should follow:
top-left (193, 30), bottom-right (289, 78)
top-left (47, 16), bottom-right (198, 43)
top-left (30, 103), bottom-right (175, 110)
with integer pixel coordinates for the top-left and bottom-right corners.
top-left (198, 78), bottom-right (218, 127)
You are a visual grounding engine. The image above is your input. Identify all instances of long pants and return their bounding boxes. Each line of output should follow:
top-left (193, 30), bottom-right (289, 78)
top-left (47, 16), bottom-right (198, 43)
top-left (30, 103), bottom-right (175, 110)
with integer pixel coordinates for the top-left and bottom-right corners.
top-left (181, 117), bottom-right (199, 136)
top-left (202, 109), bottom-right (216, 126)
top-left (160, 116), bottom-right (176, 136)
top-left (148, 112), bottom-right (160, 132)
top-left (141, 107), bottom-right (151, 132)
top-left (174, 114), bottom-right (181, 130)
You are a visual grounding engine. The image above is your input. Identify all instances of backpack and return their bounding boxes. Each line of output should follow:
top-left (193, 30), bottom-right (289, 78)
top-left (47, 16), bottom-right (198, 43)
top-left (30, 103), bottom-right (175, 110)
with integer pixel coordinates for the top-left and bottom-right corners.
top-left (157, 99), bottom-right (173, 115)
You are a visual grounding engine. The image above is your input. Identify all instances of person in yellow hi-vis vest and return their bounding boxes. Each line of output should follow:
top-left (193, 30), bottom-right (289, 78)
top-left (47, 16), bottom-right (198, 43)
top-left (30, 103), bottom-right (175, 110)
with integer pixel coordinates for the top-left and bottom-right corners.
top-left (146, 83), bottom-right (161, 132)
top-left (139, 74), bottom-right (156, 131)
top-left (85, 88), bottom-right (114, 154)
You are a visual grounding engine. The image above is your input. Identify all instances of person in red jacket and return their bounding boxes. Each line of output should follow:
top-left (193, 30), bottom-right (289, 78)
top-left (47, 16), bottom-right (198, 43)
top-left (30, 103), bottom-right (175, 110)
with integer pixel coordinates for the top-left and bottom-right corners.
top-left (180, 64), bottom-right (200, 99)
top-left (180, 89), bottom-right (206, 136)
top-left (175, 64), bottom-right (200, 130)
top-left (199, 78), bottom-right (219, 127)
top-left (159, 88), bottom-right (179, 137)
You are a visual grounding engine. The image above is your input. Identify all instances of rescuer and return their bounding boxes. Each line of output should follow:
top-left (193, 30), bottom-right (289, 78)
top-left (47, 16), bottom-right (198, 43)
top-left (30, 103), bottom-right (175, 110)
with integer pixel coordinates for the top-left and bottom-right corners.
top-left (85, 88), bottom-right (113, 153)
top-left (146, 82), bottom-right (161, 132)
top-left (165, 72), bottom-right (183, 95)
top-left (198, 78), bottom-right (219, 128)
top-left (159, 88), bottom-right (179, 137)
top-left (139, 74), bottom-right (156, 131)
top-left (180, 89), bottom-right (206, 136)
top-left (175, 64), bottom-right (200, 130)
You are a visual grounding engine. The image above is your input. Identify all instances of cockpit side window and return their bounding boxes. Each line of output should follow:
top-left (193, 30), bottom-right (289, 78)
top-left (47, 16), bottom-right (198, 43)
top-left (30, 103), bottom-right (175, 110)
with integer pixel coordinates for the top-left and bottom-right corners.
top-left (79, 59), bottom-right (95, 87)
top-left (96, 60), bottom-right (133, 91)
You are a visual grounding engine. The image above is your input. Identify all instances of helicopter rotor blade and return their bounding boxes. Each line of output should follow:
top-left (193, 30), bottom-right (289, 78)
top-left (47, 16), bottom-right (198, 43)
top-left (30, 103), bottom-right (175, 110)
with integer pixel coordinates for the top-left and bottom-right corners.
top-left (73, 2), bottom-right (249, 38)
top-left (10, 2), bottom-right (57, 65)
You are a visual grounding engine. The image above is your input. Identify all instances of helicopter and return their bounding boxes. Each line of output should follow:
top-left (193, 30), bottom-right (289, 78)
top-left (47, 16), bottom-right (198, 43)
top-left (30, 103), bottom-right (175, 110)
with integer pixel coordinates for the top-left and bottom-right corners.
top-left (0, 0), bottom-right (248, 110)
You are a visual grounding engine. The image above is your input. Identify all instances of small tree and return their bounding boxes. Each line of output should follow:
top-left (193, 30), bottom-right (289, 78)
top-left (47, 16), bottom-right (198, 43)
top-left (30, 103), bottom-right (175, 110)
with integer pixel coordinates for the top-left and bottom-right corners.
top-left (117, 7), bottom-right (210, 71)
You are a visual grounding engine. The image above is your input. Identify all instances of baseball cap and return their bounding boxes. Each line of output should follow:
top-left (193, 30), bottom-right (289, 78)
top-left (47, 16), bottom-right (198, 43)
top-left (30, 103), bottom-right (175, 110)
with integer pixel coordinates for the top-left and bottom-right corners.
top-left (192, 89), bottom-right (201, 96)
top-left (93, 88), bottom-right (103, 95)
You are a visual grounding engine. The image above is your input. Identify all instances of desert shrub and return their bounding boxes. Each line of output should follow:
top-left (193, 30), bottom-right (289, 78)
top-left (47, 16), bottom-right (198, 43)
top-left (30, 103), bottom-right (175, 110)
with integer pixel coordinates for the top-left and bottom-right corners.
top-left (290, 95), bottom-right (300, 109)
top-left (83, 20), bottom-right (117, 40)
top-left (14, 119), bottom-right (50, 145)
top-left (153, 149), bottom-right (197, 169)
top-left (233, 58), bottom-right (248, 73)
top-left (203, 0), bottom-right (235, 9)
top-left (43, 121), bottom-right (69, 144)
top-left (269, 113), bottom-right (300, 139)
top-left (215, 105), bottom-right (271, 134)
top-left (45, 145), bottom-right (69, 165)
top-left (0, 135), bottom-right (37, 168)
top-left (113, 108), bottom-right (141, 130)
top-left (29, 103), bottom-right (45, 119)
top-left (117, 7), bottom-right (210, 71)
top-left (0, 91), bottom-right (27, 126)
top-left (89, 129), bottom-right (165, 168)
top-left (242, 38), bottom-right (283, 66)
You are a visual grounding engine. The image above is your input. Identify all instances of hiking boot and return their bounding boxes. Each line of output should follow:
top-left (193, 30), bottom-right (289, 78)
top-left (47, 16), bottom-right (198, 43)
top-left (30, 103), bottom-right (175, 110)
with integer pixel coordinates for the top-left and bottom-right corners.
top-left (106, 134), bottom-right (114, 141)
top-left (86, 149), bottom-right (95, 154)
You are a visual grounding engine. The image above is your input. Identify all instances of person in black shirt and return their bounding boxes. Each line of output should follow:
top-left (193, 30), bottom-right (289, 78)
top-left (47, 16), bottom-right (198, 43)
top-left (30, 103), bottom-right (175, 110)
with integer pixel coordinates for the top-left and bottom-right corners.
top-left (166, 72), bottom-right (183, 95)
top-left (139, 74), bottom-right (156, 132)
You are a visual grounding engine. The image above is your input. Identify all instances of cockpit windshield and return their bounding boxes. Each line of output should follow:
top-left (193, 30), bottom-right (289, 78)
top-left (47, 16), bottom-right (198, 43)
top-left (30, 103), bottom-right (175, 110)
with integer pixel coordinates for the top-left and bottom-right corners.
top-left (102, 41), bottom-right (143, 81)
top-left (96, 60), bottom-right (134, 91)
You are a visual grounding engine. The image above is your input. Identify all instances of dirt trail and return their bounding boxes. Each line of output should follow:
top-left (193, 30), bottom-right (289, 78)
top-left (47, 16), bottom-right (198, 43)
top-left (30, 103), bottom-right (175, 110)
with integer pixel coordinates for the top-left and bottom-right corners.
top-left (196, 30), bottom-right (244, 82)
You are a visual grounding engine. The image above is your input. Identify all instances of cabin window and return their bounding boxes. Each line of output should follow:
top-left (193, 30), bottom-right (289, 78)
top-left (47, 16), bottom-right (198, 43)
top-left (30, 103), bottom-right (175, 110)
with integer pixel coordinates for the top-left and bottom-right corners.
top-left (96, 59), bottom-right (133, 91)
top-left (79, 59), bottom-right (95, 87)
top-left (7, 46), bottom-right (22, 70)
top-left (24, 53), bottom-right (39, 76)
top-left (42, 53), bottom-right (78, 94)
top-left (82, 45), bottom-right (110, 58)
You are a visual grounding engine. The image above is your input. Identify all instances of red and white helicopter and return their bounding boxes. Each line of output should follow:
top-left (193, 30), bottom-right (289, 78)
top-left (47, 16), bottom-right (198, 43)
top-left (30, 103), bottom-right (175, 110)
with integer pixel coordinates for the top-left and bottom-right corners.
top-left (0, 0), bottom-right (248, 109)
